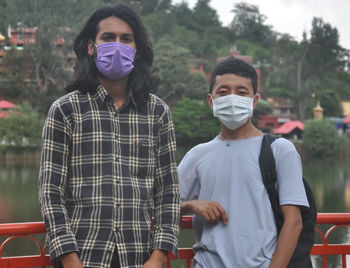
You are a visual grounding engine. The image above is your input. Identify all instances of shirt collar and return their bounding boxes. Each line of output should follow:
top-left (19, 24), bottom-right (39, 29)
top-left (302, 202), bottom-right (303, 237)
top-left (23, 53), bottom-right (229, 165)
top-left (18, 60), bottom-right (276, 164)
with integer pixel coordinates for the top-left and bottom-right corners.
top-left (93, 84), bottom-right (137, 110)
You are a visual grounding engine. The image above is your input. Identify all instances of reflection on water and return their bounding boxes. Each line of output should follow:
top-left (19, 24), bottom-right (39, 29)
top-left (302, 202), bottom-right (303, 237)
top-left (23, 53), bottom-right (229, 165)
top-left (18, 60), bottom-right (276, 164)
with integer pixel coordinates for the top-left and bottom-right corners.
top-left (0, 163), bottom-right (42, 223)
top-left (0, 158), bottom-right (349, 267)
top-left (304, 159), bottom-right (350, 213)
top-left (304, 158), bottom-right (350, 268)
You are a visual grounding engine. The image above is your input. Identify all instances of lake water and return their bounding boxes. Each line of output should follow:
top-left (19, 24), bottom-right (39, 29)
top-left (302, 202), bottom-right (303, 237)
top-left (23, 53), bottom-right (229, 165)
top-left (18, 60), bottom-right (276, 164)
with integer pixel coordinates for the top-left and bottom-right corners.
top-left (0, 156), bottom-right (349, 267)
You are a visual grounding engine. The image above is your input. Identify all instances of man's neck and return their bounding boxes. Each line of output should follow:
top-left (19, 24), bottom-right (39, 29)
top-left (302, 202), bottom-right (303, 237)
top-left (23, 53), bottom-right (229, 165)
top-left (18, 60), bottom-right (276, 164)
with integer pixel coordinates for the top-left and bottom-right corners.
top-left (219, 120), bottom-right (263, 140)
top-left (99, 76), bottom-right (128, 109)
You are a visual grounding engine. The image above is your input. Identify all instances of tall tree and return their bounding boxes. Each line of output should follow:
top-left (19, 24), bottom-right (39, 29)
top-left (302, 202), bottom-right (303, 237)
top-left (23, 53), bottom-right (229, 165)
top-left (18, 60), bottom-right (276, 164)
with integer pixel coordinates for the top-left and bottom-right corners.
top-left (230, 2), bottom-right (273, 48)
top-left (307, 18), bottom-right (343, 76)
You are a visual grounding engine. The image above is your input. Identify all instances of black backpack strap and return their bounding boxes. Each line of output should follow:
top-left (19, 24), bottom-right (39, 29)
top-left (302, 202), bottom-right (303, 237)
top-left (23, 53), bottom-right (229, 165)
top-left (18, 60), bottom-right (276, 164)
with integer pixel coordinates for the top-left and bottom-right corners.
top-left (259, 133), bottom-right (284, 233)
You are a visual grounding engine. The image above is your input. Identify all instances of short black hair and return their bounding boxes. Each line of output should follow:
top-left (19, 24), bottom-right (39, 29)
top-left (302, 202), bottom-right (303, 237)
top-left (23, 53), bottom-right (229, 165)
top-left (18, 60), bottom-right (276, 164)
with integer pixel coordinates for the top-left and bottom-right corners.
top-left (66, 3), bottom-right (158, 105)
top-left (209, 57), bottom-right (258, 94)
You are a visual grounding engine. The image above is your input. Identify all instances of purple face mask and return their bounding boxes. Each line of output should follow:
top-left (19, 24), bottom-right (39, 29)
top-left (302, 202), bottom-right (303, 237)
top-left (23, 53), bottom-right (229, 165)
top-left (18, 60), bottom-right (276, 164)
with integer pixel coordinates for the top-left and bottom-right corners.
top-left (95, 42), bottom-right (136, 80)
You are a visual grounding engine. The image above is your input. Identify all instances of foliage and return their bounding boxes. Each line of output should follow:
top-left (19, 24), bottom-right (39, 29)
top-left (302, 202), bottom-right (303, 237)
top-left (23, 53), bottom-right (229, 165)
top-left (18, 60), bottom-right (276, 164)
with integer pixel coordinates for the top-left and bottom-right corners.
top-left (0, 102), bottom-right (43, 147)
top-left (0, 0), bottom-right (350, 149)
top-left (302, 119), bottom-right (341, 158)
top-left (172, 98), bottom-right (219, 145)
top-left (235, 39), bottom-right (270, 63)
top-left (231, 2), bottom-right (273, 48)
top-left (1, 48), bottom-right (37, 99)
top-left (318, 89), bottom-right (343, 117)
top-left (307, 18), bottom-right (343, 76)
top-left (252, 99), bottom-right (273, 127)
top-left (153, 39), bottom-right (207, 103)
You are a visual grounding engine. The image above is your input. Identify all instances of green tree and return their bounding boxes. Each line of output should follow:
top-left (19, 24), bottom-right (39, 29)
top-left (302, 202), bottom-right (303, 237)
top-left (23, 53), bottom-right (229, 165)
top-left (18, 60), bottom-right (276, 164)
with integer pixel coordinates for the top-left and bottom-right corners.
top-left (235, 39), bottom-right (270, 63)
top-left (172, 98), bottom-right (219, 145)
top-left (318, 90), bottom-right (343, 117)
top-left (230, 2), bottom-right (273, 48)
top-left (153, 38), bottom-right (207, 103)
top-left (142, 11), bottom-right (175, 42)
top-left (303, 119), bottom-right (340, 158)
top-left (192, 0), bottom-right (220, 33)
top-left (0, 101), bottom-right (43, 147)
top-left (1, 48), bottom-right (37, 100)
top-left (252, 99), bottom-right (273, 127)
top-left (307, 18), bottom-right (343, 76)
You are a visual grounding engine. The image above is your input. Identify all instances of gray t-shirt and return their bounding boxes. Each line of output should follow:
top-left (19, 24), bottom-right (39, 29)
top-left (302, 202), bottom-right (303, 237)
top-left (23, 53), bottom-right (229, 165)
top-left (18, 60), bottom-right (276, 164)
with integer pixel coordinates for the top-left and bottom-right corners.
top-left (178, 136), bottom-right (309, 268)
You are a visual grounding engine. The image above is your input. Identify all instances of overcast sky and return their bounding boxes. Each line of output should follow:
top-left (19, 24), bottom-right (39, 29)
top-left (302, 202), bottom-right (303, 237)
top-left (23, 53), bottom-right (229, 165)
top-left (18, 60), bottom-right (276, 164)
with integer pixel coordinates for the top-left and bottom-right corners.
top-left (173, 0), bottom-right (350, 50)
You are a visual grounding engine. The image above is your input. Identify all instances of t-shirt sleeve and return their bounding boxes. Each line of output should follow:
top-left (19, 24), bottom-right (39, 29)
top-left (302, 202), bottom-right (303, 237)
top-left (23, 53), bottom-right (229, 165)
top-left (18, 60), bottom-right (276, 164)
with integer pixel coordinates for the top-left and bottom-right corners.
top-left (178, 149), bottom-right (200, 202)
top-left (272, 138), bottom-right (309, 208)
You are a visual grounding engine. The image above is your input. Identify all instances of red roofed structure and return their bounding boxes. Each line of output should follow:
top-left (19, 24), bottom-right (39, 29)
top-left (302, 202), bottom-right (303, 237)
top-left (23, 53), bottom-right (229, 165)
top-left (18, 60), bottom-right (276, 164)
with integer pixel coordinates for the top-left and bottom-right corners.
top-left (273, 120), bottom-right (304, 139)
top-left (0, 100), bottom-right (17, 109)
top-left (344, 114), bottom-right (350, 124)
top-left (0, 100), bottom-right (18, 118)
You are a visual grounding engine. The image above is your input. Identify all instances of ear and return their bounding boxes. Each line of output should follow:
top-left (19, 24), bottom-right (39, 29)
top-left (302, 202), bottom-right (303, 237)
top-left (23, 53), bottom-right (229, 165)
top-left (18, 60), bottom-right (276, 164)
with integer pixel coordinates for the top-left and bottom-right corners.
top-left (87, 39), bottom-right (95, 56)
top-left (253, 93), bottom-right (260, 108)
top-left (207, 93), bottom-right (213, 110)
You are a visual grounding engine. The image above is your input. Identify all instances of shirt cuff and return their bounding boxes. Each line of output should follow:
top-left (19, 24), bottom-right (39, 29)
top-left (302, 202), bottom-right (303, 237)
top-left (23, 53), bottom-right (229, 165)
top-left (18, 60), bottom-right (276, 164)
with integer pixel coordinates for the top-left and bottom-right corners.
top-left (153, 226), bottom-right (179, 258)
top-left (48, 232), bottom-right (80, 261)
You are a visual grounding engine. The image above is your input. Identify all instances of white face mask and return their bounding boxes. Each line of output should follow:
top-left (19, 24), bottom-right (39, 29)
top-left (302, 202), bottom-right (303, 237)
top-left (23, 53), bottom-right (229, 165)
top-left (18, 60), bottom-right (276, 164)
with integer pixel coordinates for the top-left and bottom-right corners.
top-left (212, 94), bottom-right (254, 130)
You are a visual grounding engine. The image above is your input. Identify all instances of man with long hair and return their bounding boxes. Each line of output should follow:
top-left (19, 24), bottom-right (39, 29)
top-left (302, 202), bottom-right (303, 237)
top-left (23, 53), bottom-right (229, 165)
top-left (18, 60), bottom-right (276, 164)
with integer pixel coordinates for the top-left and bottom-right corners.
top-left (39, 4), bottom-right (180, 268)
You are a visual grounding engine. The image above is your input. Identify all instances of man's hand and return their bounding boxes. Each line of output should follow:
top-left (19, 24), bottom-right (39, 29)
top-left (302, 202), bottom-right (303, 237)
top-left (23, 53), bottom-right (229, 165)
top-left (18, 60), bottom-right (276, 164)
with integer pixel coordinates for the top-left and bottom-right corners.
top-left (181, 200), bottom-right (228, 224)
top-left (60, 252), bottom-right (84, 268)
top-left (142, 249), bottom-right (167, 268)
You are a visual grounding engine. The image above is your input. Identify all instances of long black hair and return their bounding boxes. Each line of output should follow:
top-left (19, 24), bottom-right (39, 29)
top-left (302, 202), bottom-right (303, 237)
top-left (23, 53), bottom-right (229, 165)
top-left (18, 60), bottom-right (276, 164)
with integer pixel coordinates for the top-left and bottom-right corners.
top-left (65, 3), bottom-right (158, 105)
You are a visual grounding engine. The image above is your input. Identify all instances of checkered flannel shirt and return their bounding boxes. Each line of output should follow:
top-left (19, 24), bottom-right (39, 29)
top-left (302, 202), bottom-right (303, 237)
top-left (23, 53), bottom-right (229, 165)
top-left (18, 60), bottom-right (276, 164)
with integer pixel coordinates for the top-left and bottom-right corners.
top-left (39, 85), bottom-right (180, 268)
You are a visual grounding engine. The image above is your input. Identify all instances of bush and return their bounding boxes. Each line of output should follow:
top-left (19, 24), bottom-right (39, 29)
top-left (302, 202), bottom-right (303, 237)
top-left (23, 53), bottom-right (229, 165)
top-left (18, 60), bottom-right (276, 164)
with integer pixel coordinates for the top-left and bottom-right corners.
top-left (0, 101), bottom-right (43, 148)
top-left (302, 119), bottom-right (340, 158)
top-left (172, 98), bottom-right (219, 145)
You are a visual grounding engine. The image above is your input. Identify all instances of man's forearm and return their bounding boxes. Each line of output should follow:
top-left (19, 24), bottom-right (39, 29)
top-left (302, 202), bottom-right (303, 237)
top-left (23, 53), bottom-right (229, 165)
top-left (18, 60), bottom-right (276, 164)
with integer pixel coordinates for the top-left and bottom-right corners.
top-left (180, 200), bottom-right (195, 215)
top-left (269, 210), bottom-right (303, 268)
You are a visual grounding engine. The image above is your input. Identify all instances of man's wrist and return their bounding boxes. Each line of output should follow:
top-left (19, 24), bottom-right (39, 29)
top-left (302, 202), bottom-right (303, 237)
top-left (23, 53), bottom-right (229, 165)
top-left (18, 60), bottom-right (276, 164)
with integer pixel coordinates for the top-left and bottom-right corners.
top-left (150, 249), bottom-right (168, 263)
top-left (181, 200), bottom-right (195, 214)
top-left (60, 252), bottom-right (81, 266)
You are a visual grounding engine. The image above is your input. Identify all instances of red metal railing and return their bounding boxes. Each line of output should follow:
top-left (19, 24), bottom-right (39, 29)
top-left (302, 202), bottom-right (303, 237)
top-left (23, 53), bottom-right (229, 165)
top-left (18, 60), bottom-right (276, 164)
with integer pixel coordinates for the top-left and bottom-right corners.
top-left (0, 213), bottom-right (350, 268)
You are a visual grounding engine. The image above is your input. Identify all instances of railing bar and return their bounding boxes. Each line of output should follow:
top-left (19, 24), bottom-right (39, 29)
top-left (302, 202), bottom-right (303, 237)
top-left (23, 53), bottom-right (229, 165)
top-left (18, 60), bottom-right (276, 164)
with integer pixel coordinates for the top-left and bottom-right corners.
top-left (1, 213), bottom-right (350, 267)
top-left (186, 258), bottom-right (191, 268)
top-left (323, 255), bottom-right (327, 268)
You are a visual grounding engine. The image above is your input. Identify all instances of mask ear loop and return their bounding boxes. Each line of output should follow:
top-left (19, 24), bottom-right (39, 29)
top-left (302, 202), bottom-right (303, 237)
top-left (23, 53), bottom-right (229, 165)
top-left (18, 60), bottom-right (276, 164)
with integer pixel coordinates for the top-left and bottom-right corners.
top-left (92, 43), bottom-right (98, 64)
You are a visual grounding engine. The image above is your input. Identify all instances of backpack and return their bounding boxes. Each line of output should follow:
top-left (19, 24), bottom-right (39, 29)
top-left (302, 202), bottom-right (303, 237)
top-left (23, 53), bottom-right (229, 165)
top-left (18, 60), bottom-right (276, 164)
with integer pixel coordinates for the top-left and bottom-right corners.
top-left (259, 133), bottom-right (317, 268)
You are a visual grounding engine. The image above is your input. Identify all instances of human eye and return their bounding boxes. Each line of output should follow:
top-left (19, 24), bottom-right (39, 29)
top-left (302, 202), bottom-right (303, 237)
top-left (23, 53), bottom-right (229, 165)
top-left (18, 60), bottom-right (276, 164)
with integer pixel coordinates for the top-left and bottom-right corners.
top-left (101, 33), bottom-right (115, 42)
top-left (121, 35), bottom-right (133, 43)
top-left (237, 89), bottom-right (249, 96)
top-left (217, 90), bottom-right (228, 96)
top-left (215, 86), bottom-right (230, 96)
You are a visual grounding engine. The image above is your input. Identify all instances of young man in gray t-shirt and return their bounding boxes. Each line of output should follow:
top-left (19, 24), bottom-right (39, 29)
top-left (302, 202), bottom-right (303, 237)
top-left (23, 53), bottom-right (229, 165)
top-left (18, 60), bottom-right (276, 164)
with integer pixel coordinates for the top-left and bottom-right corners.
top-left (178, 57), bottom-right (309, 268)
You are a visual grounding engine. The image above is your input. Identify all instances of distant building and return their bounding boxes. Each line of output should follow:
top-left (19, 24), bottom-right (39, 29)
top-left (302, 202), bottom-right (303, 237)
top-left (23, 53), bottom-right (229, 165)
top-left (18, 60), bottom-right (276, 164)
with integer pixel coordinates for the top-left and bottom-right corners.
top-left (8, 25), bottom-right (37, 47)
top-left (341, 99), bottom-right (350, 116)
top-left (217, 45), bottom-right (253, 65)
top-left (0, 25), bottom-right (75, 72)
top-left (0, 100), bottom-right (18, 119)
top-left (273, 120), bottom-right (304, 140)
top-left (258, 97), bottom-right (296, 130)
top-left (0, 33), bottom-right (5, 70)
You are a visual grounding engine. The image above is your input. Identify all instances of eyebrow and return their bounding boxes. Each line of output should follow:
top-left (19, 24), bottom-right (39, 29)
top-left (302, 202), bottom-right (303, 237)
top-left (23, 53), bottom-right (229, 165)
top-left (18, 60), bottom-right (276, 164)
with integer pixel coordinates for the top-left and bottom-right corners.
top-left (216, 85), bottom-right (230, 90)
top-left (100, 32), bottom-right (134, 37)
